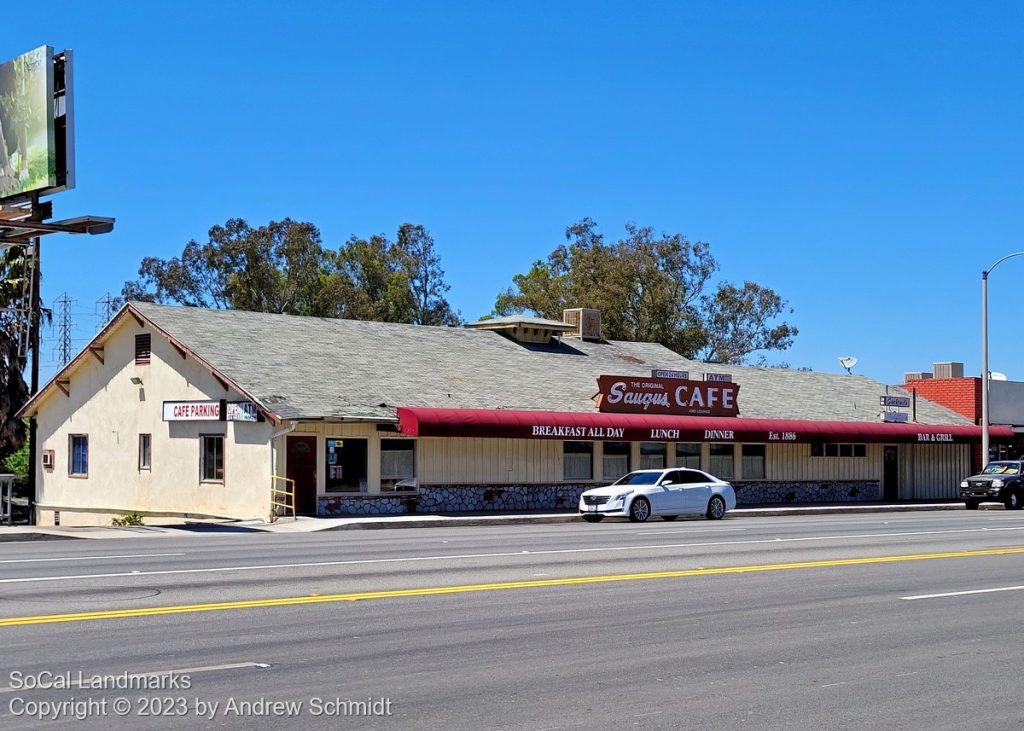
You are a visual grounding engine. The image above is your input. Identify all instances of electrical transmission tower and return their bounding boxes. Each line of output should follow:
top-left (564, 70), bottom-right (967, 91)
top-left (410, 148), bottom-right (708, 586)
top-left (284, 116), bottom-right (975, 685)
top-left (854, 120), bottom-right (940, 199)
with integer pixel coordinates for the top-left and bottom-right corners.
top-left (96, 292), bottom-right (117, 327)
top-left (53, 292), bottom-right (75, 367)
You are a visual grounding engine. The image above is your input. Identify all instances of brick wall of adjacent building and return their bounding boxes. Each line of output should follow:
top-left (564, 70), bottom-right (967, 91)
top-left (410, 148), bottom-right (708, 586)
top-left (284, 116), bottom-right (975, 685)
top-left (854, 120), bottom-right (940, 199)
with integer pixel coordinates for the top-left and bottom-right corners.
top-left (903, 377), bottom-right (982, 423)
top-left (904, 377), bottom-right (983, 470)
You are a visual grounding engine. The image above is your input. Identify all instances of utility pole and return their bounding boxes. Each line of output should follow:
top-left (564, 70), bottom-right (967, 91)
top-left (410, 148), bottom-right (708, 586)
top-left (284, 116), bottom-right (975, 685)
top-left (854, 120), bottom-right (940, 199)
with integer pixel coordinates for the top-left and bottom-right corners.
top-left (54, 292), bottom-right (74, 366)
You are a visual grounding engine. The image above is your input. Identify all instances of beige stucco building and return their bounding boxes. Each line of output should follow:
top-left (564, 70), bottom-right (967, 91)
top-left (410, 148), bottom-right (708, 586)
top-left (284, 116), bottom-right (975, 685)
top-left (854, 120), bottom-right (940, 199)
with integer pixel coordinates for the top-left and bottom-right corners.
top-left (18, 303), bottom-right (1010, 526)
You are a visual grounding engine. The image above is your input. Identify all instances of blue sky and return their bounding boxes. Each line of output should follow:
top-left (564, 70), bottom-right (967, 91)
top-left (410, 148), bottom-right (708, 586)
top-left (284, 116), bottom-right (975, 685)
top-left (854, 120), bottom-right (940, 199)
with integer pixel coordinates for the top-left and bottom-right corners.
top-left (8, 1), bottom-right (1024, 384)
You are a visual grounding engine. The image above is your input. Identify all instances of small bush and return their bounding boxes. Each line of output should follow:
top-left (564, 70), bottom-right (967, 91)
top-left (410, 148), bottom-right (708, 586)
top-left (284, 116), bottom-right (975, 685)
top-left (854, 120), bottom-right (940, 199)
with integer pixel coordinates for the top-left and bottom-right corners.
top-left (112, 513), bottom-right (144, 526)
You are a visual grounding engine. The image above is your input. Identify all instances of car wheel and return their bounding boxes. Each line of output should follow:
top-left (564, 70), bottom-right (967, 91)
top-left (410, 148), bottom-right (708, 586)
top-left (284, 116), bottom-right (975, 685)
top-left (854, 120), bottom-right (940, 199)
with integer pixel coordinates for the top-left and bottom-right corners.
top-left (964, 499), bottom-right (980, 510)
top-left (661, 515), bottom-right (678, 522)
top-left (628, 497), bottom-right (651, 523)
top-left (1005, 490), bottom-right (1023, 510)
top-left (581, 514), bottom-right (604, 523)
top-left (706, 495), bottom-right (726, 520)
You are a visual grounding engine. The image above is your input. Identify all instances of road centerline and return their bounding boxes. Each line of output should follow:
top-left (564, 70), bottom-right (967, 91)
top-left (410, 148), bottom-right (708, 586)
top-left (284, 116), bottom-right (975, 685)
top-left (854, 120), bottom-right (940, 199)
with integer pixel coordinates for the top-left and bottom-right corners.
top-left (1, 546), bottom-right (1022, 627)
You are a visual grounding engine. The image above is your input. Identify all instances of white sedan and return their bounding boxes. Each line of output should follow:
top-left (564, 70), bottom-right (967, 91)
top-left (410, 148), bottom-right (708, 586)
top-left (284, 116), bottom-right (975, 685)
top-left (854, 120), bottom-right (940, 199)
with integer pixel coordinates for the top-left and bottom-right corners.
top-left (578, 468), bottom-right (736, 523)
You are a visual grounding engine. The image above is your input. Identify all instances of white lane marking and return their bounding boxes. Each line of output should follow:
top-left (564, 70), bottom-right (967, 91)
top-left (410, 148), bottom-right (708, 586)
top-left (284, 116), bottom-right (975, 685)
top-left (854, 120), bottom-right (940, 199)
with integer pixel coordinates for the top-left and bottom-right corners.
top-left (637, 528), bottom-right (747, 535)
top-left (902, 585), bottom-right (1024, 600)
top-left (0, 662), bottom-right (268, 694)
top-left (0, 553), bottom-right (185, 565)
top-left (3, 526), bottom-right (1023, 585)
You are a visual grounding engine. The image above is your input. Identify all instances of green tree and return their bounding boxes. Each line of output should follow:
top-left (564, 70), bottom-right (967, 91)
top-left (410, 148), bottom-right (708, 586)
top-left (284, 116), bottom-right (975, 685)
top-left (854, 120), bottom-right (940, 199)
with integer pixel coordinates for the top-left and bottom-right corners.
top-left (495, 219), bottom-right (796, 364)
top-left (3, 427), bottom-right (28, 478)
top-left (121, 218), bottom-right (460, 326)
top-left (697, 281), bottom-right (797, 364)
top-left (396, 224), bottom-right (460, 326)
top-left (121, 218), bottom-right (342, 315)
top-left (334, 233), bottom-right (416, 322)
top-left (0, 249), bottom-right (31, 457)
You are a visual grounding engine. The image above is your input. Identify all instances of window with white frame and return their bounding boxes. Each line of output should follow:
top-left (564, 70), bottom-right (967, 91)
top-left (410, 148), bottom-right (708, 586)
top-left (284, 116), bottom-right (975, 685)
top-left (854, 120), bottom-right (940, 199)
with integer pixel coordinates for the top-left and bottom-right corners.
top-left (69, 434), bottom-right (88, 476)
top-left (675, 442), bottom-right (701, 469)
top-left (741, 443), bottom-right (766, 479)
top-left (200, 434), bottom-right (224, 482)
top-left (811, 443), bottom-right (867, 458)
top-left (563, 442), bottom-right (593, 480)
top-left (709, 443), bottom-right (734, 480)
top-left (603, 442), bottom-right (631, 481)
top-left (639, 442), bottom-right (666, 470)
top-left (380, 439), bottom-right (416, 491)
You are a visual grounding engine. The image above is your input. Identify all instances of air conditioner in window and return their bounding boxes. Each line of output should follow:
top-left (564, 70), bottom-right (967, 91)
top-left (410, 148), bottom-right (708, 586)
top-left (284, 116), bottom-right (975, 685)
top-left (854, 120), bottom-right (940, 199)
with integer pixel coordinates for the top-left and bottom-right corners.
top-left (42, 450), bottom-right (55, 470)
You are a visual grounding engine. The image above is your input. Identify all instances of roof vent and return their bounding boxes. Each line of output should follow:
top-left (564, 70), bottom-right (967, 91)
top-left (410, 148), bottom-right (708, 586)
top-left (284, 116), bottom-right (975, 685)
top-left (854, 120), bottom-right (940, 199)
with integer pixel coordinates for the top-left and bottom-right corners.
top-left (464, 315), bottom-right (572, 344)
top-left (932, 362), bottom-right (964, 379)
top-left (562, 308), bottom-right (602, 341)
top-left (904, 371), bottom-right (933, 382)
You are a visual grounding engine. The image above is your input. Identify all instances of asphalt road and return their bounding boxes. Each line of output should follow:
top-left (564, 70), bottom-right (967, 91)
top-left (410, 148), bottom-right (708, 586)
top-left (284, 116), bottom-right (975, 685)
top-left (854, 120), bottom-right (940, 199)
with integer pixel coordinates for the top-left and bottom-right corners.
top-left (2, 510), bottom-right (1024, 730)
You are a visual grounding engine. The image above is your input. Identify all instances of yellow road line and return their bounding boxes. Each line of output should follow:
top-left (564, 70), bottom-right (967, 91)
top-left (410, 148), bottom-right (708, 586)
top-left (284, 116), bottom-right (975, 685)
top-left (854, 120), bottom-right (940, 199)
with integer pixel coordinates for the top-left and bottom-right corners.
top-left (2, 546), bottom-right (1023, 628)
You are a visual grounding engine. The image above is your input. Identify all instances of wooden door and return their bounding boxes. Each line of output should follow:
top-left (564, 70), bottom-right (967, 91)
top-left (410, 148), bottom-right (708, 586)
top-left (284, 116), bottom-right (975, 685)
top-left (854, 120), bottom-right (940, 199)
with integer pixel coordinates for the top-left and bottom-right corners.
top-left (286, 436), bottom-right (318, 515)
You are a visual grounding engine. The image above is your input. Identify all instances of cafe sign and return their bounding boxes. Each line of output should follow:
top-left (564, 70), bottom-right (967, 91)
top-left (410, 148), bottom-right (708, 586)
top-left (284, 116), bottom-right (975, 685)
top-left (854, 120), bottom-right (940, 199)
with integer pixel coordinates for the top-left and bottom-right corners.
top-left (163, 400), bottom-right (221, 421)
top-left (596, 375), bottom-right (740, 417)
top-left (163, 400), bottom-right (261, 422)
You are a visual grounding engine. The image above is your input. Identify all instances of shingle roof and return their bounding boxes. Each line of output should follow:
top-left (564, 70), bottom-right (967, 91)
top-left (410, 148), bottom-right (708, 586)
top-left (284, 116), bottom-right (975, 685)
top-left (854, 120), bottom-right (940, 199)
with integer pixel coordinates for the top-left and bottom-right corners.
top-left (130, 302), bottom-right (971, 426)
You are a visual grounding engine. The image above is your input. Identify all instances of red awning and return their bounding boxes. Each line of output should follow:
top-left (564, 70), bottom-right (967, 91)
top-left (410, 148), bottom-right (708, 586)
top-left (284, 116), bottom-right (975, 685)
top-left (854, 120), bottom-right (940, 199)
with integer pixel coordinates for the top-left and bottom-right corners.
top-left (397, 407), bottom-right (1013, 445)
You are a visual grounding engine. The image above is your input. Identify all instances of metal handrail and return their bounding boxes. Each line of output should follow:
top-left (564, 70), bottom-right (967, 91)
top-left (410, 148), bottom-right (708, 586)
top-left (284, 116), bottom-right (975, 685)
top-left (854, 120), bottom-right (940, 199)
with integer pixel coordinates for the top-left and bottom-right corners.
top-left (270, 475), bottom-right (296, 522)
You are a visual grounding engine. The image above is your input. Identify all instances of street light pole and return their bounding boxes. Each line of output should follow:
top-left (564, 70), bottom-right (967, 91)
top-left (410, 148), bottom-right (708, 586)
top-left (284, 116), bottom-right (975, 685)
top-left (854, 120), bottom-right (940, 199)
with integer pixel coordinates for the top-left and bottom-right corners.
top-left (982, 269), bottom-right (990, 468)
top-left (981, 252), bottom-right (1024, 469)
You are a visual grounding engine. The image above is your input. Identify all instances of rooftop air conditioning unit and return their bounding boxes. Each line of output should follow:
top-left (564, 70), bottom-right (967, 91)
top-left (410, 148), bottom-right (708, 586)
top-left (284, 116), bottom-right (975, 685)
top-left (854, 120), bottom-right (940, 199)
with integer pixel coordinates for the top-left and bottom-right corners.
top-left (932, 362), bottom-right (964, 380)
top-left (904, 371), bottom-right (933, 382)
top-left (562, 308), bottom-right (602, 341)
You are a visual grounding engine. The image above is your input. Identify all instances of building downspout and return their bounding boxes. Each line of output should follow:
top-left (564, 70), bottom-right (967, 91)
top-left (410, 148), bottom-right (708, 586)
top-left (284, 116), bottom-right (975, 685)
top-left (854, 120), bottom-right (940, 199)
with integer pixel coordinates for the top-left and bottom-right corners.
top-left (270, 422), bottom-right (298, 477)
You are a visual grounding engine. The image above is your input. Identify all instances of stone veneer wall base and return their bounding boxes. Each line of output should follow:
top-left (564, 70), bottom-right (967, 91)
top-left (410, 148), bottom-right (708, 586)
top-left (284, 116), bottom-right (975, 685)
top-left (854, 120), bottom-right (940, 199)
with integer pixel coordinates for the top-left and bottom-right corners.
top-left (319, 480), bottom-right (882, 516)
top-left (732, 480), bottom-right (881, 504)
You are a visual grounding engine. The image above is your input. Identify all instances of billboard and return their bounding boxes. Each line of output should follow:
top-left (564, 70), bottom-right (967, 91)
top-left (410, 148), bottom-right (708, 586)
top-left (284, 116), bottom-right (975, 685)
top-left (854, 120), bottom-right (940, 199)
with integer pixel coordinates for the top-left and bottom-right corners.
top-left (0, 45), bottom-right (74, 202)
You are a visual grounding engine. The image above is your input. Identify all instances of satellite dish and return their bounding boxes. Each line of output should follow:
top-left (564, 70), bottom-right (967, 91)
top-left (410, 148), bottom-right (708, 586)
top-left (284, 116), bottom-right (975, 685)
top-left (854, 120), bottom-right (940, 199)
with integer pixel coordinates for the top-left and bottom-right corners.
top-left (990, 371), bottom-right (1008, 381)
top-left (838, 356), bottom-right (858, 374)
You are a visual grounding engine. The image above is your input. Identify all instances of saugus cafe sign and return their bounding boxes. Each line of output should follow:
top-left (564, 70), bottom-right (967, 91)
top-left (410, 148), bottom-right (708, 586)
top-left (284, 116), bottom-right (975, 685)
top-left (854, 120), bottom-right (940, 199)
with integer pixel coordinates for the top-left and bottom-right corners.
top-left (596, 375), bottom-right (740, 417)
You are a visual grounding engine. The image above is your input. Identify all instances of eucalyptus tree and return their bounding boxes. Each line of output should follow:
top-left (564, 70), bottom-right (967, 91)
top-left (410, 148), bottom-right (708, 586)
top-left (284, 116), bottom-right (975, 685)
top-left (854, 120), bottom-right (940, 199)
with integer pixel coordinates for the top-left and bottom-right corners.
top-left (495, 218), bottom-right (796, 364)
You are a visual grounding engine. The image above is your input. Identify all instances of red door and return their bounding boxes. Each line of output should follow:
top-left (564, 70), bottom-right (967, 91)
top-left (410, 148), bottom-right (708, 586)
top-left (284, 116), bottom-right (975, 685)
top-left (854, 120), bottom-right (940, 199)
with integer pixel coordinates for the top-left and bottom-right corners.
top-left (286, 436), bottom-right (318, 515)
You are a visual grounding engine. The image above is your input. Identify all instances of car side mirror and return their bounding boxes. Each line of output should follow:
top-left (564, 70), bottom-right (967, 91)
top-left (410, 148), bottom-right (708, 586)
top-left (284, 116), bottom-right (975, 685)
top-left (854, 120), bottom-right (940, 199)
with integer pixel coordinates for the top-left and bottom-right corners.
top-left (661, 481), bottom-right (675, 486)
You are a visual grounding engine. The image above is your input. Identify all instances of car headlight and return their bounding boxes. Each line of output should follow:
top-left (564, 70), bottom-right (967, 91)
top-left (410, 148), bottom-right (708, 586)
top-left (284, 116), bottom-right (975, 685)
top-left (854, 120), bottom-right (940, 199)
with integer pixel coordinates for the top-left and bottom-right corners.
top-left (961, 481), bottom-right (969, 488)
top-left (613, 490), bottom-right (633, 502)
top-left (992, 479), bottom-right (1004, 487)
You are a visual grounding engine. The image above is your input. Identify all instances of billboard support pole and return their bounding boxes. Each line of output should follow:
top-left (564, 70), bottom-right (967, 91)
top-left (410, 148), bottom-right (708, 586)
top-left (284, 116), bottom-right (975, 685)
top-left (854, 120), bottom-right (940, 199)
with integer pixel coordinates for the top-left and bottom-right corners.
top-left (26, 194), bottom-right (41, 524)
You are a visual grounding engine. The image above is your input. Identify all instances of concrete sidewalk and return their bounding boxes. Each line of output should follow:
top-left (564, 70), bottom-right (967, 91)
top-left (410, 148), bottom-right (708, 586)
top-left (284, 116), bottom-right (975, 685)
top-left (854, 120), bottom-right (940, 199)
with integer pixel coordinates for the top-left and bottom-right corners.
top-left (0, 501), bottom-right (975, 540)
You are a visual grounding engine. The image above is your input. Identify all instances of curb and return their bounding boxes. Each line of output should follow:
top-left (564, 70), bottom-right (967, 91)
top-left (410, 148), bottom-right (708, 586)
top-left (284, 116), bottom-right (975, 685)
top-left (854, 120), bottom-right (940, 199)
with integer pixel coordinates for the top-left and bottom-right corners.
top-left (323, 502), bottom-right (968, 530)
top-left (0, 502), bottom-right (975, 538)
top-left (0, 532), bottom-right (80, 542)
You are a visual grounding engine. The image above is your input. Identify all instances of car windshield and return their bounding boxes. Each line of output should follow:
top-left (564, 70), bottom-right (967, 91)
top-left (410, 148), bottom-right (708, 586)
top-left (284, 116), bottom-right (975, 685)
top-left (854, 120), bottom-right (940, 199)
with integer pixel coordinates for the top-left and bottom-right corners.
top-left (613, 472), bottom-right (663, 486)
top-left (982, 462), bottom-right (1021, 475)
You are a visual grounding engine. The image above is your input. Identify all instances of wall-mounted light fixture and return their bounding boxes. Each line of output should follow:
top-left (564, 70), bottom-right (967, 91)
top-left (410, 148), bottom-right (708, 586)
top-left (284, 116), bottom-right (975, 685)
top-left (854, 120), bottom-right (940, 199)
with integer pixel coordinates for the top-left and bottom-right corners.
top-left (130, 376), bottom-right (143, 385)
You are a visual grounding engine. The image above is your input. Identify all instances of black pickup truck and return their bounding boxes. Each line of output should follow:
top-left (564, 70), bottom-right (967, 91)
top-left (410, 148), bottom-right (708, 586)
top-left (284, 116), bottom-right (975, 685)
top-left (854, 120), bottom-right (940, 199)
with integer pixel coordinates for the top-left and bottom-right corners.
top-left (960, 461), bottom-right (1024, 510)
